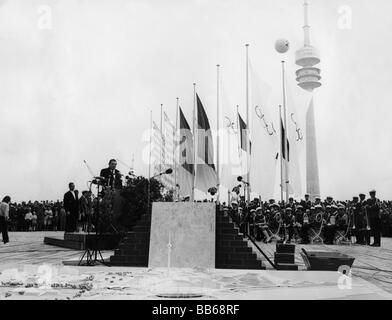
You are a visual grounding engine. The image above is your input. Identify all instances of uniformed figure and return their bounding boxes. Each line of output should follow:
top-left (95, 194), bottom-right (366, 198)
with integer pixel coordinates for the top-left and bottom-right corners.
top-left (366, 190), bottom-right (381, 247)
top-left (314, 196), bottom-right (323, 209)
top-left (324, 207), bottom-right (337, 245)
top-left (230, 201), bottom-right (240, 225)
top-left (254, 207), bottom-right (272, 243)
top-left (299, 208), bottom-right (311, 244)
top-left (359, 193), bottom-right (371, 245)
top-left (300, 194), bottom-right (312, 211)
top-left (324, 196), bottom-right (336, 207)
top-left (352, 196), bottom-right (365, 244)
top-left (283, 207), bottom-right (295, 243)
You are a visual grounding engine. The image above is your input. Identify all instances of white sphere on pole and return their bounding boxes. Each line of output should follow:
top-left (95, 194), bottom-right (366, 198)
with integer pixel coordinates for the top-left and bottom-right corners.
top-left (275, 39), bottom-right (290, 54)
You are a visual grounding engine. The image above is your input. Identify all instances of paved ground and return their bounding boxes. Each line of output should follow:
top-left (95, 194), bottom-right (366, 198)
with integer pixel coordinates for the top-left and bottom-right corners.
top-left (252, 238), bottom-right (392, 294)
top-left (0, 232), bottom-right (391, 300)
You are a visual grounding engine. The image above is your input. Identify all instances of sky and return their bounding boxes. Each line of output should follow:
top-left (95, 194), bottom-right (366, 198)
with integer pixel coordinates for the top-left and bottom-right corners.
top-left (0, 0), bottom-right (391, 202)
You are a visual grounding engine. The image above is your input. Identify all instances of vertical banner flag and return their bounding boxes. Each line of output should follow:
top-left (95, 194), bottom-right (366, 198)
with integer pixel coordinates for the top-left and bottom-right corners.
top-left (152, 121), bottom-right (163, 178)
top-left (249, 59), bottom-right (279, 199)
top-left (196, 94), bottom-right (217, 194)
top-left (178, 107), bottom-right (194, 197)
top-left (238, 113), bottom-right (248, 153)
top-left (281, 118), bottom-right (290, 162)
top-left (162, 112), bottom-right (175, 190)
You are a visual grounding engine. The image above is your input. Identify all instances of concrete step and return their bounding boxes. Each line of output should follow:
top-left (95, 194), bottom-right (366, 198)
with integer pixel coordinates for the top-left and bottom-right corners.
top-left (119, 239), bottom-right (150, 247)
top-left (216, 246), bottom-right (253, 253)
top-left (131, 226), bottom-right (151, 232)
top-left (136, 221), bottom-right (152, 227)
top-left (217, 227), bottom-right (240, 235)
top-left (216, 222), bottom-right (236, 228)
top-left (216, 234), bottom-right (244, 241)
top-left (274, 252), bottom-right (295, 264)
top-left (44, 237), bottom-right (84, 250)
top-left (275, 263), bottom-right (299, 270)
top-left (276, 243), bottom-right (295, 254)
top-left (216, 261), bottom-right (265, 270)
top-left (123, 232), bottom-right (150, 239)
top-left (217, 240), bottom-right (248, 248)
top-left (217, 252), bottom-right (258, 261)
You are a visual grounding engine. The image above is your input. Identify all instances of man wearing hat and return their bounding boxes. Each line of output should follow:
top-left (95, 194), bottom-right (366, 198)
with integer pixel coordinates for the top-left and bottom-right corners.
top-left (358, 193), bottom-right (371, 245)
top-left (300, 194), bottom-right (312, 211)
top-left (283, 206), bottom-right (295, 243)
top-left (351, 196), bottom-right (365, 245)
top-left (366, 190), bottom-right (381, 247)
top-left (324, 196), bottom-right (335, 207)
top-left (314, 196), bottom-right (322, 206)
top-left (254, 207), bottom-right (272, 243)
top-left (287, 197), bottom-right (295, 211)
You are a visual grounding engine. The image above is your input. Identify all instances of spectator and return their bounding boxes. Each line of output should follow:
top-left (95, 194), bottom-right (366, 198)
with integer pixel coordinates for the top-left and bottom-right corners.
top-left (31, 211), bottom-right (38, 231)
top-left (52, 210), bottom-right (59, 231)
top-left (44, 206), bottom-right (53, 231)
top-left (0, 196), bottom-right (11, 244)
top-left (59, 206), bottom-right (66, 231)
top-left (24, 208), bottom-right (33, 231)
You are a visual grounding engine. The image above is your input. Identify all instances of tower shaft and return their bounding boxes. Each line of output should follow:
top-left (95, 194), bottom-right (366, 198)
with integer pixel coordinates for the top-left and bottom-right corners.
top-left (305, 98), bottom-right (320, 200)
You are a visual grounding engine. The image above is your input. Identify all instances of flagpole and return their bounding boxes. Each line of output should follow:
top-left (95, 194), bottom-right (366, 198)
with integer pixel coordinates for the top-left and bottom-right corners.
top-left (216, 64), bottom-right (220, 204)
top-left (245, 44), bottom-right (251, 205)
top-left (279, 105), bottom-right (284, 203)
top-left (174, 98), bottom-right (179, 201)
top-left (148, 110), bottom-right (152, 212)
top-left (160, 103), bottom-right (164, 187)
top-left (236, 105), bottom-right (242, 171)
top-left (191, 83), bottom-right (196, 202)
top-left (281, 61), bottom-right (289, 203)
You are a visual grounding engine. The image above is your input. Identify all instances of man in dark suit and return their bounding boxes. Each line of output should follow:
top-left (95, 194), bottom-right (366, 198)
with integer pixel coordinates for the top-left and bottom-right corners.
top-left (100, 159), bottom-right (122, 189)
top-left (63, 182), bottom-right (79, 232)
top-left (100, 159), bottom-right (123, 227)
top-left (366, 190), bottom-right (382, 247)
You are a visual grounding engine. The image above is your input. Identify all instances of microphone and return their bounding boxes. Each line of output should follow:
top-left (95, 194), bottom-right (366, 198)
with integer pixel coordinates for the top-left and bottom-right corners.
top-left (151, 168), bottom-right (173, 179)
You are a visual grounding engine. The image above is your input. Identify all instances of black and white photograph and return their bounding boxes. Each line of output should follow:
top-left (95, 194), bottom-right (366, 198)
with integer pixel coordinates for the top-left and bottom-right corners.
top-left (1, 0), bottom-right (392, 306)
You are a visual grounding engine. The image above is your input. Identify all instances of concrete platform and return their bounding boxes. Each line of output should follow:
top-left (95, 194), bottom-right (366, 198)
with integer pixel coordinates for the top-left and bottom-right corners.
top-left (149, 202), bottom-right (215, 268)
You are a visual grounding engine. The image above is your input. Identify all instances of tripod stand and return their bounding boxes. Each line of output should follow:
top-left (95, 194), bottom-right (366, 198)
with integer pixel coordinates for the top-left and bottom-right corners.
top-left (78, 180), bottom-right (108, 266)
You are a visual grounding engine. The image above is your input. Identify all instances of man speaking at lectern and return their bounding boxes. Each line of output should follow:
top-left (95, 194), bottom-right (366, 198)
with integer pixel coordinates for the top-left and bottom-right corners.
top-left (99, 159), bottom-right (124, 230)
top-left (100, 159), bottom-right (123, 190)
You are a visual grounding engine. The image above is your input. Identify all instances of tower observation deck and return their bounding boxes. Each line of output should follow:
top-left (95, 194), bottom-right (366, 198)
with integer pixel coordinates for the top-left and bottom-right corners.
top-left (295, 0), bottom-right (321, 91)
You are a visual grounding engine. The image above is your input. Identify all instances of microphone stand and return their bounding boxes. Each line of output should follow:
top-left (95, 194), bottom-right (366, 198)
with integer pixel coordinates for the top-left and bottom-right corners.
top-left (78, 179), bottom-right (108, 266)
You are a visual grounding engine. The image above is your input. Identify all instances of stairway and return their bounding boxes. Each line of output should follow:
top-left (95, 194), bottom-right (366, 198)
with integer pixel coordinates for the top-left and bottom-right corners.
top-left (216, 212), bottom-right (265, 270)
top-left (110, 210), bottom-right (265, 269)
top-left (110, 213), bottom-right (151, 266)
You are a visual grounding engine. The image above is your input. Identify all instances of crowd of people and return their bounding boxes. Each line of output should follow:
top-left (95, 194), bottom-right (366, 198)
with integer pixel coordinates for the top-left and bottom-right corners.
top-left (3, 200), bottom-right (66, 232)
top-left (1, 181), bottom-right (392, 248)
top-left (220, 190), bottom-right (392, 247)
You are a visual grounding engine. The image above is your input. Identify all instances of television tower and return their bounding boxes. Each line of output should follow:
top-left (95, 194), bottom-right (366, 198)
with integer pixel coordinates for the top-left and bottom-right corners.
top-left (295, 0), bottom-right (321, 200)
